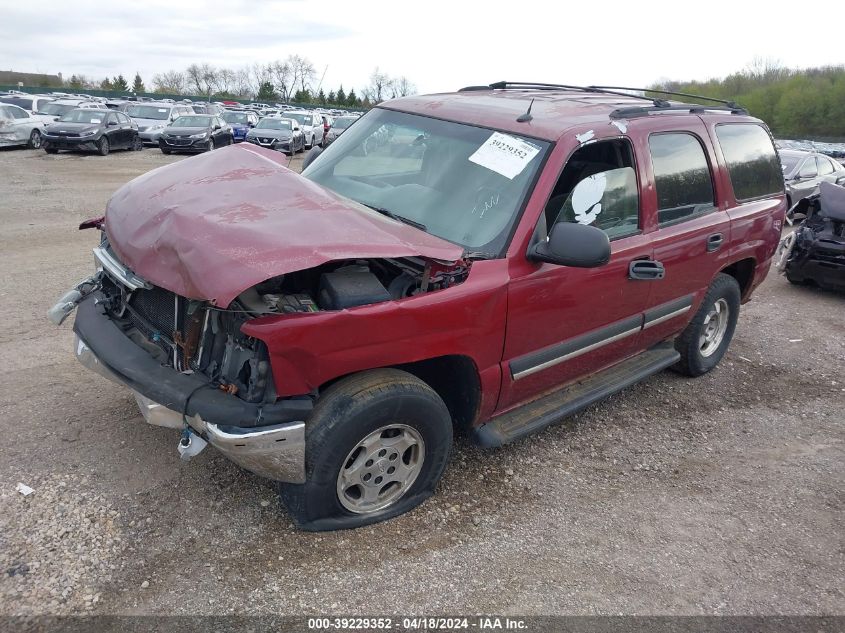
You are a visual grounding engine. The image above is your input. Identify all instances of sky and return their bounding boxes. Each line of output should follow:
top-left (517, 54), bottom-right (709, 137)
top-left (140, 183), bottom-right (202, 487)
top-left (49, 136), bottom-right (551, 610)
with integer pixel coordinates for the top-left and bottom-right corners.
top-left (2, 0), bottom-right (843, 95)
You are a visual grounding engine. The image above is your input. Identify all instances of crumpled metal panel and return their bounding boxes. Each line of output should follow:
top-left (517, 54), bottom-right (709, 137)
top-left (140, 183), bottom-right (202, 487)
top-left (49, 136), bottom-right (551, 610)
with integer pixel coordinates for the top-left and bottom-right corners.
top-left (104, 144), bottom-right (463, 306)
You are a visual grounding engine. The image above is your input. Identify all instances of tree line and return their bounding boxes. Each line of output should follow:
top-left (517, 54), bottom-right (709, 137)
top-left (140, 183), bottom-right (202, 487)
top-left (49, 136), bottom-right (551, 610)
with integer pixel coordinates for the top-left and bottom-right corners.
top-left (650, 60), bottom-right (845, 140)
top-left (62, 57), bottom-right (416, 108)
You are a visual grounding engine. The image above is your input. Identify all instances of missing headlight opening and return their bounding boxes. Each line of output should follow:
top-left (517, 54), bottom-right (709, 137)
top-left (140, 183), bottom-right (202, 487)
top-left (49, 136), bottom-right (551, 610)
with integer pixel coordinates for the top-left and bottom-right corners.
top-left (94, 236), bottom-right (469, 405)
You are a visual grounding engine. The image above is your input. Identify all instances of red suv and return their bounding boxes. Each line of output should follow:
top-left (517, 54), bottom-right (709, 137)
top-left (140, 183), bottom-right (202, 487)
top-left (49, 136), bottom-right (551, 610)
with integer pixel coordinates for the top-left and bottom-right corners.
top-left (50, 82), bottom-right (786, 530)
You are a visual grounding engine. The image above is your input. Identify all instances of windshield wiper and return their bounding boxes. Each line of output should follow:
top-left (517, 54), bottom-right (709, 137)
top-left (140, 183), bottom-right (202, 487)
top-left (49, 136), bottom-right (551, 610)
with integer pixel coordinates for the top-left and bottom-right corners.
top-left (362, 204), bottom-right (427, 232)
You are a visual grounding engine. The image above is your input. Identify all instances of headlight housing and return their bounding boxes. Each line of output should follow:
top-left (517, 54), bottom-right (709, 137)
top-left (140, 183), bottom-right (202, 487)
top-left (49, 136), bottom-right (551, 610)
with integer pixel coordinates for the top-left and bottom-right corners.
top-left (189, 132), bottom-right (209, 139)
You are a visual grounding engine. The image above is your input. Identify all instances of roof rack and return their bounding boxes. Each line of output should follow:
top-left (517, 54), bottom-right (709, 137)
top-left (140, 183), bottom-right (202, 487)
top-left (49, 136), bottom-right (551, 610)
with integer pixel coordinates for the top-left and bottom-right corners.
top-left (459, 81), bottom-right (748, 117)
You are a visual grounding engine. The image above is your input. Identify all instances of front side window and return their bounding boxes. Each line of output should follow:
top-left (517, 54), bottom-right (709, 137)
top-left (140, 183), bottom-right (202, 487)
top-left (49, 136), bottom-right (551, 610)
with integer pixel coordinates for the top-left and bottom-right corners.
top-left (543, 138), bottom-right (640, 240)
top-left (303, 108), bottom-right (549, 255)
top-left (649, 133), bottom-right (715, 226)
top-left (798, 158), bottom-right (817, 179)
top-left (715, 123), bottom-right (783, 200)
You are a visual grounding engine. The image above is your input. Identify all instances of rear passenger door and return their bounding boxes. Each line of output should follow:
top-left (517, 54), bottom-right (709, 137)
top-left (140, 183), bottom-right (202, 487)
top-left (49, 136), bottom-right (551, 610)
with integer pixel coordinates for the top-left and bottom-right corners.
top-left (638, 119), bottom-right (732, 348)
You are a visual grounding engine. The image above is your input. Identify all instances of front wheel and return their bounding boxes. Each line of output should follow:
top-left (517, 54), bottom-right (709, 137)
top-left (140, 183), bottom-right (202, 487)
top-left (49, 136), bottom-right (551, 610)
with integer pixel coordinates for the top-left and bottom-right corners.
top-left (673, 273), bottom-right (741, 377)
top-left (207, 138), bottom-right (215, 152)
top-left (96, 137), bottom-right (109, 156)
top-left (278, 369), bottom-right (452, 531)
top-left (28, 129), bottom-right (42, 149)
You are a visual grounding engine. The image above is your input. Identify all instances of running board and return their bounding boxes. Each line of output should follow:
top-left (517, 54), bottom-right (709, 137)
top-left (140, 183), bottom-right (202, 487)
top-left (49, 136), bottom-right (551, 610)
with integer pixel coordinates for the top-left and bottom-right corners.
top-left (473, 344), bottom-right (680, 448)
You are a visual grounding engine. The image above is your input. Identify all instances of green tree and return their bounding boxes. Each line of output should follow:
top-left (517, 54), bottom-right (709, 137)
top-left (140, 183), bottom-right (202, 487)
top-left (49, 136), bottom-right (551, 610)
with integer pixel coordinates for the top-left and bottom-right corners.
top-left (293, 88), bottom-right (311, 103)
top-left (132, 72), bottom-right (145, 93)
top-left (327, 90), bottom-right (336, 104)
top-left (67, 75), bottom-right (84, 89)
top-left (336, 85), bottom-right (346, 106)
top-left (346, 88), bottom-right (358, 107)
top-left (100, 77), bottom-right (114, 91)
top-left (256, 81), bottom-right (277, 101)
top-left (317, 88), bottom-right (326, 104)
top-left (112, 74), bottom-right (129, 92)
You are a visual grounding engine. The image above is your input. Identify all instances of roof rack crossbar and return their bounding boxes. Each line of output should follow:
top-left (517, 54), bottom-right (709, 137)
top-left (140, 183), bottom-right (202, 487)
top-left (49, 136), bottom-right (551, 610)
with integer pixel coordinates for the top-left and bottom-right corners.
top-left (591, 85), bottom-right (744, 110)
top-left (609, 105), bottom-right (747, 120)
top-left (481, 81), bottom-right (670, 107)
top-left (458, 81), bottom-right (749, 118)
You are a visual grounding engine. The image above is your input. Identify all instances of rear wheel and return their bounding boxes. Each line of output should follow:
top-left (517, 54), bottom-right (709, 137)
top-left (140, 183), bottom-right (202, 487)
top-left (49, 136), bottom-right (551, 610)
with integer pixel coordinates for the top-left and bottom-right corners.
top-left (278, 369), bottom-right (452, 531)
top-left (97, 137), bottom-right (109, 156)
top-left (673, 273), bottom-right (740, 376)
top-left (28, 129), bottom-right (42, 149)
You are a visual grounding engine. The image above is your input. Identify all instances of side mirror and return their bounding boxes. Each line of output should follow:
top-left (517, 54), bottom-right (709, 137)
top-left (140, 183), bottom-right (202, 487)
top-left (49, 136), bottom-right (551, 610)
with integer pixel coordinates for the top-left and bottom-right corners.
top-left (248, 122), bottom-right (255, 127)
top-left (107, 120), bottom-right (118, 126)
top-left (528, 222), bottom-right (610, 268)
top-left (294, 126), bottom-right (300, 131)
top-left (214, 124), bottom-right (221, 130)
top-left (302, 146), bottom-right (323, 170)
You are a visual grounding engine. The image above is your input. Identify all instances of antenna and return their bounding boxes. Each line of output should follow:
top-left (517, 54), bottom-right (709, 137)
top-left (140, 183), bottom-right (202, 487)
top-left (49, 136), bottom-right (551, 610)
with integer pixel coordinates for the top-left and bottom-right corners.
top-left (517, 98), bottom-right (534, 123)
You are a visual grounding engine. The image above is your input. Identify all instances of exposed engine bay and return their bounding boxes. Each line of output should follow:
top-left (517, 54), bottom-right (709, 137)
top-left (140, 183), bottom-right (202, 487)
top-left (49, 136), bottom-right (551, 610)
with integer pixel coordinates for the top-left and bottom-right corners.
top-left (94, 235), bottom-right (470, 404)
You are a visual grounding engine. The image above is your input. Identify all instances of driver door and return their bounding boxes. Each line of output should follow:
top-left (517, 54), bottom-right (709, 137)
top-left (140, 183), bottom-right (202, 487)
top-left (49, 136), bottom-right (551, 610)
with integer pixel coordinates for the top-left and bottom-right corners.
top-left (498, 134), bottom-right (654, 411)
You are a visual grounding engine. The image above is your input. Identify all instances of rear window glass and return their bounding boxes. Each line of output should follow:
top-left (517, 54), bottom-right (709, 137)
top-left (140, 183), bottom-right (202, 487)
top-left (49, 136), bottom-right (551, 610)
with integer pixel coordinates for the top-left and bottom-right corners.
top-left (715, 124), bottom-right (783, 201)
top-left (649, 133), bottom-right (715, 226)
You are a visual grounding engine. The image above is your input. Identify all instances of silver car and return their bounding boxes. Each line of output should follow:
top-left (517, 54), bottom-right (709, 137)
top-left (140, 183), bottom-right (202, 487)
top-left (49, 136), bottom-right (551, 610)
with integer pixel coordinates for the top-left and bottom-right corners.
top-left (0, 104), bottom-right (47, 149)
top-left (125, 102), bottom-right (195, 145)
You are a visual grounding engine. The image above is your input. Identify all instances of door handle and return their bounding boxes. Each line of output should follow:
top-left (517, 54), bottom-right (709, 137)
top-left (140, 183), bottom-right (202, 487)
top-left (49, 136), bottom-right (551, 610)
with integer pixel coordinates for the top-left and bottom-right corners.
top-left (707, 233), bottom-right (724, 252)
top-left (629, 259), bottom-right (665, 280)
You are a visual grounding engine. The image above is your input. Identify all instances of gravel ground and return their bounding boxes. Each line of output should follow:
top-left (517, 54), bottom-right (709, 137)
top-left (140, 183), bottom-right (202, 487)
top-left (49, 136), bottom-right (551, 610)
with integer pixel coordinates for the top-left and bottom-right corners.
top-left (0, 146), bottom-right (842, 617)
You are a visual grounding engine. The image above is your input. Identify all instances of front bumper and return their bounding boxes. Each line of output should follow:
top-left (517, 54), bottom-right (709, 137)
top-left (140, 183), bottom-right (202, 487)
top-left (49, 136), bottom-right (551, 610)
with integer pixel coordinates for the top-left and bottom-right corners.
top-left (43, 135), bottom-right (99, 151)
top-left (159, 137), bottom-right (209, 151)
top-left (69, 293), bottom-right (311, 483)
top-left (139, 129), bottom-right (165, 144)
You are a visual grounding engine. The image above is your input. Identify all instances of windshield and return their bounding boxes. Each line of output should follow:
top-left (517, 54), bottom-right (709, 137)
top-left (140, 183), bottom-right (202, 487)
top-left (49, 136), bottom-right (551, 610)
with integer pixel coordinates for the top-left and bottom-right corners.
top-left (126, 105), bottom-right (171, 120)
top-left (303, 108), bottom-right (549, 254)
top-left (780, 154), bottom-right (802, 173)
top-left (171, 116), bottom-right (211, 127)
top-left (58, 110), bottom-right (105, 123)
top-left (222, 112), bottom-right (249, 124)
top-left (255, 118), bottom-right (292, 130)
top-left (287, 113), bottom-right (311, 126)
top-left (40, 103), bottom-right (75, 116)
top-left (333, 117), bottom-right (356, 129)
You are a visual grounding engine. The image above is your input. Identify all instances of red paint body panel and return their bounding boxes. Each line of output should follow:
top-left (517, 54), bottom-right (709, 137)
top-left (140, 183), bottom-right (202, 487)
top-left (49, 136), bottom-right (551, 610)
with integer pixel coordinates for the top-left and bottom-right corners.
top-left (104, 143), bottom-right (462, 306)
top-left (241, 259), bottom-right (509, 422)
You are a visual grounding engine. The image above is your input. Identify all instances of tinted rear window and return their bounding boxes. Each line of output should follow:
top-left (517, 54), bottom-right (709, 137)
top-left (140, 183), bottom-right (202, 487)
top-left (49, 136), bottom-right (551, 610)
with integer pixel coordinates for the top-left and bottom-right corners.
top-left (715, 124), bottom-right (783, 201)
top-left (649, 133), bottom-right (715, 226)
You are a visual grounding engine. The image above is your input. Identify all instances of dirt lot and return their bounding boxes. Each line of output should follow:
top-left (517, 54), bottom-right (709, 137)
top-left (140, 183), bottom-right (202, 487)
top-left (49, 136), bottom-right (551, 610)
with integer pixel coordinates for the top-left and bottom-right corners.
top-left (0, 146), bottom-right (842, 617)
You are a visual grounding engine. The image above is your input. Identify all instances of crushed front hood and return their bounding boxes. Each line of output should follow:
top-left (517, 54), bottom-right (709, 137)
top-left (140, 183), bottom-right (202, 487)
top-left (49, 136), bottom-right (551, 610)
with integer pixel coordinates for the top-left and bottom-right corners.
top-left (105, 144), bottom-right (463, 306)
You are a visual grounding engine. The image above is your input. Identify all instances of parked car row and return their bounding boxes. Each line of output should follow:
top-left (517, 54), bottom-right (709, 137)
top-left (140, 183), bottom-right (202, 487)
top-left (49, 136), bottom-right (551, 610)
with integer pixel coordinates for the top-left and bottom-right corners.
top-left (1, 90), bottom-right (360, 157)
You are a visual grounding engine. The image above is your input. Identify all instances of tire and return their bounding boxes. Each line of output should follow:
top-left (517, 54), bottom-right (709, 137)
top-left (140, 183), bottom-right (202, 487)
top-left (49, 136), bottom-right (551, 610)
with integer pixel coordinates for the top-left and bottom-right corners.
top-left (207, 138), bottom-right (215, 152)
top-left (278, 369), bottom-right (452, 531)
top-left (160, 145), bottom-right (171, 155)
top-left (96, 137), bottom-right (109, 156)
top-left (44, 146), bottom-right (58, 154)
top-left (673, 273), bottom-right (741, 377)
top-left (28, 129), bottom-right (42, 149)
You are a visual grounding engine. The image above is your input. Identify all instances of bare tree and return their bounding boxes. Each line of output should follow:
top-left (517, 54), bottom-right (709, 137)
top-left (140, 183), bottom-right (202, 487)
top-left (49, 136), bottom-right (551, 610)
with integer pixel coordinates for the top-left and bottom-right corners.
top-left (216, 68), bottom-right (236, 95)
top-left (270, 60), bottom-right (293, 102)
top-left (288, 54), bottom-right (316, 95)
top-left (365, 67), bottom-right (392, 103)
top-left (391, 76), bottom-right (416, 98)
top-left (233, 67), bottom-right (253, 98)
top-left (152, 70), bottom-right (188, 94)
top-left (745, 56), bottom-right (788, 83)
top-left (250, 62), bottom-right (273, 97)
top-left (186, 63), bottom-right (219, 99)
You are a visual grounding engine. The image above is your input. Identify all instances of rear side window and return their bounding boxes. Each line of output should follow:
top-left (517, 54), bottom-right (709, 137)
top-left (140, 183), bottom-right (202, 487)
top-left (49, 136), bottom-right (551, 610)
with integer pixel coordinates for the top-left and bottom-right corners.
top-left (715, 124), bottom-right (783, 201)
top-left (817, 155), bottom-right (834, 176)
top-left (649, 133), bottom-right (715, 226)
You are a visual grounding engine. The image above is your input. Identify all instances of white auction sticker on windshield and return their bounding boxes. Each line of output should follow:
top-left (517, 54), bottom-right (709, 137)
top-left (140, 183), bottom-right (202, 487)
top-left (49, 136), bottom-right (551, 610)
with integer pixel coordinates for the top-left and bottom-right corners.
top-left (158, 108), bottom-right (167, 112)
top-left (468, 132), bottom-right (541, 179)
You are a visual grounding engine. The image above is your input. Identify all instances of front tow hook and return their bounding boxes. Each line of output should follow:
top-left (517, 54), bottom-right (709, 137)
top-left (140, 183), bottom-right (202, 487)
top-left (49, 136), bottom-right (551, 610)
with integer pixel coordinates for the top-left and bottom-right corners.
top-left (47, 276), bottom-right (100, 326)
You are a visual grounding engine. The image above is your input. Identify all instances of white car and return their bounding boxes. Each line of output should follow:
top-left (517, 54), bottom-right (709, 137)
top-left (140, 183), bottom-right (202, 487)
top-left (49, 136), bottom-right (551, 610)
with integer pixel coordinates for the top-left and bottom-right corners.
top-left (285, 110), bottom-right (325, 148)
top-left (35, 99), bottom-right (107, 123)
top-left (0, 103), bottom-right (46, 149)
top-left (0, 94), bottom-right (56, 122)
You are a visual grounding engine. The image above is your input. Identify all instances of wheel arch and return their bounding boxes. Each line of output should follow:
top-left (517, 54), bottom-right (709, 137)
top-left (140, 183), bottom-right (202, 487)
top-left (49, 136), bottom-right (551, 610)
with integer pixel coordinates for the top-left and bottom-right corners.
top-left (318, 354), bottom-right (482, 435)
top-left (719, 257), bottom-right (756, 301)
